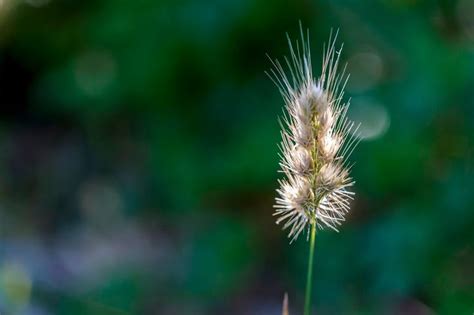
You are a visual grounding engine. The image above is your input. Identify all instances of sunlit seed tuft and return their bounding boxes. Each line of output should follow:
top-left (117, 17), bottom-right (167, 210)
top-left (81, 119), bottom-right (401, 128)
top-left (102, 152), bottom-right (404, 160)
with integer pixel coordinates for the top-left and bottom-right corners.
top-left (268, 27), bottom-right (360, 242)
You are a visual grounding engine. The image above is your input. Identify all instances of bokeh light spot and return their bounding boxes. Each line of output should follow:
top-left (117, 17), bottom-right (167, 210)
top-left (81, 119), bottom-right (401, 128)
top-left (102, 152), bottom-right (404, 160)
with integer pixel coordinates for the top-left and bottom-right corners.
top-left (0, 262), bottom-right (32, 307)
top-left (74, 50), bottom-right (116, 97)
top-left (348, 100), bottom-right (390, 141)
top-left (347, 51), bottom-right (384, 92)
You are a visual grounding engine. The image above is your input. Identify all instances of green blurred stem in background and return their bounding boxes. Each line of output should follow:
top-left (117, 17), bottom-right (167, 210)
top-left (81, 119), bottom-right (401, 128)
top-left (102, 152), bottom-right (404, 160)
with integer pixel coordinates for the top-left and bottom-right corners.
top-left (304, 221), bottom-right (316, 315)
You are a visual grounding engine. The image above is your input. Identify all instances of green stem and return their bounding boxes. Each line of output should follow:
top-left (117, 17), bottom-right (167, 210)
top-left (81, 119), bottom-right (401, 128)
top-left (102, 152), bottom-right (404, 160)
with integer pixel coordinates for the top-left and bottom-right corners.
top-left (304, 222), bottom-right (317, 315)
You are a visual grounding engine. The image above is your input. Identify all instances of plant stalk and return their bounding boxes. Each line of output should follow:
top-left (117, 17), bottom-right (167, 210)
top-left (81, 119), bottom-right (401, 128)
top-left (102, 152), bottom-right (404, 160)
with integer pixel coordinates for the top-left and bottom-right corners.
top-left (303, 222), bottom-right (317, 315)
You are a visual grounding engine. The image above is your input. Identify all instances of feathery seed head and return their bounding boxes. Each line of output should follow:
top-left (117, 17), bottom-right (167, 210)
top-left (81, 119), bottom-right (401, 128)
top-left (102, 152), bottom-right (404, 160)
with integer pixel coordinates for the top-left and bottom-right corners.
top-left (268, 27), bottom-right (360, 242)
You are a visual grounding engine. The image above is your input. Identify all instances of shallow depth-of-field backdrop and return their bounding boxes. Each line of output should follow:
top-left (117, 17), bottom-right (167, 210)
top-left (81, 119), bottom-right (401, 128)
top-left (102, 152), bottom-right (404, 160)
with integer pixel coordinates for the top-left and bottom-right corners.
top-left (0, 0), bottom-right (473, 314)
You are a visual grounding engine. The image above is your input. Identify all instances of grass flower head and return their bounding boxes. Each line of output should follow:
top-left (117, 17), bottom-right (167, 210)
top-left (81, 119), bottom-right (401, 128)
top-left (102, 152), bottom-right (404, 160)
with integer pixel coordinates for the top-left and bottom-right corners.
top-left (269, 28), bottom-right (360, 242)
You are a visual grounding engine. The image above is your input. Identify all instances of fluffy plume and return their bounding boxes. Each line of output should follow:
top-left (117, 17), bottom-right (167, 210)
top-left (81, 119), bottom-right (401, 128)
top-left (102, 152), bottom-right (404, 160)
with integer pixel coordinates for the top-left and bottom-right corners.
top-left (268, 28), bottom-right (360, 242)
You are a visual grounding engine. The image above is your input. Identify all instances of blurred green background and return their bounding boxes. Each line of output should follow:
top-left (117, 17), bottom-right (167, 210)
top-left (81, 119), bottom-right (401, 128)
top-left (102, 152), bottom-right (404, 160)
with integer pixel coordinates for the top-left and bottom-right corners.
top-left (0, 0), bottom-right (473, 314)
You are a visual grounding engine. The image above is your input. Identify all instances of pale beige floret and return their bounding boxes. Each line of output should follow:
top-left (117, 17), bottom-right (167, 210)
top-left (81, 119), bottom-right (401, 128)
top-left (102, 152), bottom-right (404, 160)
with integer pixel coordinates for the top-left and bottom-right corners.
top-left (319, 132), bottom-right (342, 160)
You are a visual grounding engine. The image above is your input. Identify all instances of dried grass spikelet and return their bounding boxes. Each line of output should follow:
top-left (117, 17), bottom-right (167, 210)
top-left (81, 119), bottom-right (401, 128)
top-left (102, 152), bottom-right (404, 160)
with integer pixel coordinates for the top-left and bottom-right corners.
top-left (282, 292), bottom-right (289, 315)
top-left (268, 28), bottom-right (360, 242)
